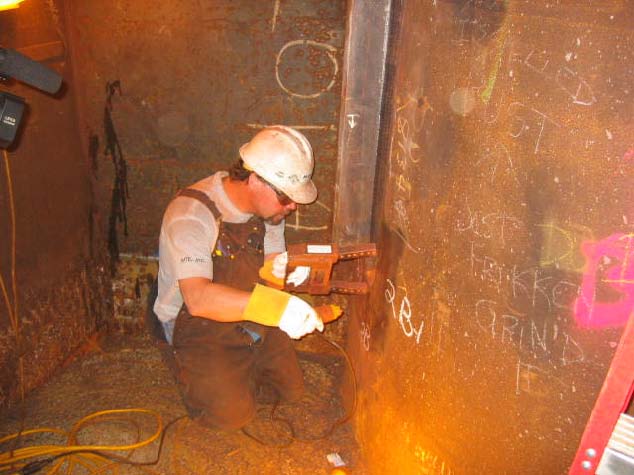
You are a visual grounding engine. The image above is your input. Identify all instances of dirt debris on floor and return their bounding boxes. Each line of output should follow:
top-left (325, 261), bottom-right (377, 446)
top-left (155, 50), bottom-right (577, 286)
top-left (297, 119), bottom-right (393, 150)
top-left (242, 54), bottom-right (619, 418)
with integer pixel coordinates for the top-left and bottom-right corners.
top-left (0, 333), bottom-right (367, 474)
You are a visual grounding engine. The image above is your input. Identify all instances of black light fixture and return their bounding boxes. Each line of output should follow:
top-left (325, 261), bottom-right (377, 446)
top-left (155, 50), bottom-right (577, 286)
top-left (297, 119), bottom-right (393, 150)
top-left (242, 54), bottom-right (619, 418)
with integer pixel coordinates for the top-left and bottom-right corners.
top-left (0, 91), bottom-right (25, 149)
top-left (0, 47), bottom-right (62, 149)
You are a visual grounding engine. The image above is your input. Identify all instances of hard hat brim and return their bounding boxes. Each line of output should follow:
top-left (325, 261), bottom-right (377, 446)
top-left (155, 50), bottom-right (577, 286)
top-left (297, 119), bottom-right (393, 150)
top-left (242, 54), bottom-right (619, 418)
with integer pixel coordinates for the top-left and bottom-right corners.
top-left (285, 180), bottom-right (318, 205)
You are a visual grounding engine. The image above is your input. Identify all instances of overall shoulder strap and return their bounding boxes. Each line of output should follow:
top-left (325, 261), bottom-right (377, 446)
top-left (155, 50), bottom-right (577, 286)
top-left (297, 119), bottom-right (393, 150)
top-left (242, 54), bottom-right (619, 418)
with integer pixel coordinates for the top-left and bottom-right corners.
top-left (176, 188), bottom-right (222, 221)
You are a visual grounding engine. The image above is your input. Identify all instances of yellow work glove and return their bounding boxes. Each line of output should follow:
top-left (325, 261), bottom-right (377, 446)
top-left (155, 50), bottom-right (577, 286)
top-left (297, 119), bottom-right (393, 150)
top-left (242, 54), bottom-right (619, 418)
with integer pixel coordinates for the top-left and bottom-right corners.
top-left (243, 284), bottom-right (324, 339)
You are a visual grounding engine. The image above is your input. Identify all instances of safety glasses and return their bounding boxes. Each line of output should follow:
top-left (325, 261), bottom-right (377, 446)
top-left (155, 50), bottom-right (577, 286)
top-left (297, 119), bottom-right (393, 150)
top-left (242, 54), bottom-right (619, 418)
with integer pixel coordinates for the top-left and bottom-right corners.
top-left (258, 175), bottom-right (295, 206)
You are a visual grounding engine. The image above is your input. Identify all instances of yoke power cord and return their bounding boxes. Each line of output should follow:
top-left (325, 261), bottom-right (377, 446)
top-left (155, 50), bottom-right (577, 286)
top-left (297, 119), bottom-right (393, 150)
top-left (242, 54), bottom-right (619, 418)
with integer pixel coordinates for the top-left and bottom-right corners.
top-left (241, 332), bottom-right (358, 448)
top-left (0, 409), bottom-right (187, 475)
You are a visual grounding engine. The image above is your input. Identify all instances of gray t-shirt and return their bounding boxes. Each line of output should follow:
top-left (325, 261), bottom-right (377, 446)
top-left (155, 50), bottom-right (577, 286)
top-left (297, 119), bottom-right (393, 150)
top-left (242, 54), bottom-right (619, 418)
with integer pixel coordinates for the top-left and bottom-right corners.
top-left (154, 171), bottom-right (285, 323)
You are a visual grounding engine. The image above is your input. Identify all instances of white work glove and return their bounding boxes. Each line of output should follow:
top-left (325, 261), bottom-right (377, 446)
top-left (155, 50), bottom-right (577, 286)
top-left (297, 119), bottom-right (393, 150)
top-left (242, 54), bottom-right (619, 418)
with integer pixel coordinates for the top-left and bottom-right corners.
top-left (271, 252), bottom-right (311, 287)
top-left (271, 252), bottom-right (289, 278)
top-left (278, 296), bottom-right (324, 339)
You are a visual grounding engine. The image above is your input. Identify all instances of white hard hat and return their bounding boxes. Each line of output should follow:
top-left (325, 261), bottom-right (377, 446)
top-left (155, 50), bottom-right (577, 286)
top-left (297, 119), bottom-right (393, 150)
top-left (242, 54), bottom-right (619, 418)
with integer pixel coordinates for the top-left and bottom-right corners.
top-left (239, 125), bottom-right (317, 204)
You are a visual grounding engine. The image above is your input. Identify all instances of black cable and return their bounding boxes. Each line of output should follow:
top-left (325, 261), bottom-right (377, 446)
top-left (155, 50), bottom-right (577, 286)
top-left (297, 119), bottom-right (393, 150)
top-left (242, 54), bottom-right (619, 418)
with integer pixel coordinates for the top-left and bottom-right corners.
top-left (241, 333), bottom-right (358, 447)
top-left (291, 334), bottom-right (358, 441)
top-left (241, 399), bottom-right (294, 449)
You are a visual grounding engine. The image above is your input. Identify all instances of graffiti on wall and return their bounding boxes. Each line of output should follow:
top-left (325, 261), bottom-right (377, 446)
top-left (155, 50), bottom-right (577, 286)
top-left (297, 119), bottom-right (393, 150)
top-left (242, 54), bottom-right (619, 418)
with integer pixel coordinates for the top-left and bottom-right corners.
top-left (574, 233), bottom-right (634, 329)
top-left (385, 278), bottom-right (424, 345)
top-left (387, 93), bottom-right (433, 254)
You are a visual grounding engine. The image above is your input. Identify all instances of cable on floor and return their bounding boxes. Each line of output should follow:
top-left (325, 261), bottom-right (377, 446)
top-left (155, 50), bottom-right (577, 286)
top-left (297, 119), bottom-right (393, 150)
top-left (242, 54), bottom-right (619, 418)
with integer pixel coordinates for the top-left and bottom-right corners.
top-left (241, 332), bottom-right (358, 447)
top-left (0, 408), bottom-right (186, 475)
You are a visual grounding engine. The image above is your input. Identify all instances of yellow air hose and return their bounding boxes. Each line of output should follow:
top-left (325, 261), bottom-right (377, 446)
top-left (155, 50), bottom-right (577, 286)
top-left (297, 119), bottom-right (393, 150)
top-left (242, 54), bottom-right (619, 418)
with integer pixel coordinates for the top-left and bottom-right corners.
top-left (0, 408), bottom-right (166, 474)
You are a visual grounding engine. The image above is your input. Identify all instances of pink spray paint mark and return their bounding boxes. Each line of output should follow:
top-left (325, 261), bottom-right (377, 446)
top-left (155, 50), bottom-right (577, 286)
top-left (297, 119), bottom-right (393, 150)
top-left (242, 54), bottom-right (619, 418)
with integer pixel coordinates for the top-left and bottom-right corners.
top-left (574, 233), bottom-right (634, 329)
top-left (622, 148), bottom-right (634, 162)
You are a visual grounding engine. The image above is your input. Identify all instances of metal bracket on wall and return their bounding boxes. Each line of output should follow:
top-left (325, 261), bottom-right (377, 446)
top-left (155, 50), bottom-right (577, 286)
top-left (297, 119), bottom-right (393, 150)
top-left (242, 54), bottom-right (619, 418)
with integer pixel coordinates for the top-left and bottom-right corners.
top-left (568, 314), bottom-right (634, 474)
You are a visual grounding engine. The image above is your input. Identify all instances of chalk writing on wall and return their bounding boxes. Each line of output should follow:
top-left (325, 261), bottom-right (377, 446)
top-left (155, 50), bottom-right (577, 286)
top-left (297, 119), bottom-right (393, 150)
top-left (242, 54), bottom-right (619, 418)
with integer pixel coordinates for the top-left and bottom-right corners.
top-left (387, 94), bottom-right (433, 254)
top-left (380, 13), bottom-right (632, 408)
top-left (414, 444), bottom-right (455, 475)
top-left (456, 203), bottom-right (591, 395)
top-left (451, 0), bottom-right (504, 46)
top-left (385, 278), bottom-right (424, 345)
top-left (469, 240), bottom-right (582, 312)
top-left (286, 199), bottom-right (331, 231)
top-left (247, 17), bottom-right (341, 233)
top-left (515, 358), bottom-right (572, 396)
top-left (537, 221), bottom-right (594, 272)
top-left (382, 274), bottom-right (455, 365)
top-left (275, 40), bottom-right (339, 99)
top-left (506, 102), bottom-right (561, 154)
top-left (271, 0), bottom-right (281, 32)
top-left (360, 320), bottom-right (371, 352)
top-left (511, 48), bottom-right (597, 106)
top-left (474, 143), bottom-right (520, 185)
top-left (456, 203), bottom-right (523, 245)
top-left (475, 299), bottom-right (585, 368)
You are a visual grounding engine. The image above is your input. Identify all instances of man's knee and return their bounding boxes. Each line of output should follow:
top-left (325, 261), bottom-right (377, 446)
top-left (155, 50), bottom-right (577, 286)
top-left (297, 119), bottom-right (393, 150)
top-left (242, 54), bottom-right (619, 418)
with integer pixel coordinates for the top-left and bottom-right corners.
top-left (195, 403), bottom-right (256, 431)
top-left (279, 379), bottom-right (304, 402)
top-left (180, 377), bottom-right (257, 430)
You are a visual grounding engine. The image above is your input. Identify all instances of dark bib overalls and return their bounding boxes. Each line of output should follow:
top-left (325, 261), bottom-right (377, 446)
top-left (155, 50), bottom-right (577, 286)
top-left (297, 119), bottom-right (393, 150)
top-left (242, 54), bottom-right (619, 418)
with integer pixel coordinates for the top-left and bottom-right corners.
top-left (154, 188), bottom-right (304, 430)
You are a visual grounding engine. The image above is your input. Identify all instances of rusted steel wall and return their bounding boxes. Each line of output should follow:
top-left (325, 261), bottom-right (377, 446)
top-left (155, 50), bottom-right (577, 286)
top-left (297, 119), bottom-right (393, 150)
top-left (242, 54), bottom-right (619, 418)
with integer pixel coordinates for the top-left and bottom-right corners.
top-left (0, 0), bottom-right (111, 408)
top-left (347, 1), bottom-right (634, 473)
top-left (66, 0), bottom-right (346, 260)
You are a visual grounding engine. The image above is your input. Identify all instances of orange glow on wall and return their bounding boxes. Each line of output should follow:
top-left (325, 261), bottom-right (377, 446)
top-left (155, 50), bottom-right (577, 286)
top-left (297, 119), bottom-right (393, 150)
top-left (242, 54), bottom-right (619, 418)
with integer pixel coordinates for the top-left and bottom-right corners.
top-left (0, 0), bottom-right (24, 12)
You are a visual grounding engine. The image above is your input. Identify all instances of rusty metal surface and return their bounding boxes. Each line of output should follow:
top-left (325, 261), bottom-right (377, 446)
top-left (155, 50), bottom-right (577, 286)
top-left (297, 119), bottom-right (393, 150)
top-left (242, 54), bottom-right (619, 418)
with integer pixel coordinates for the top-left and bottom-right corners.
top-left (0, 0), bottom-right (112, 408)
top-left (349, 1), bottom-right (634, 473)
top-left (66, 0), bottom-right (346, 255)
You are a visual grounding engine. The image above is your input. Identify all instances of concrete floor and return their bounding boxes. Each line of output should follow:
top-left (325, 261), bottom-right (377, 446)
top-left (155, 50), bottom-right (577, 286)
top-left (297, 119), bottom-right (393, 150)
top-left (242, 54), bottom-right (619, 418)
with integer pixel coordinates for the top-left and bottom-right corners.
top-left (0, 333), bottom-right (366, 474)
